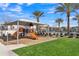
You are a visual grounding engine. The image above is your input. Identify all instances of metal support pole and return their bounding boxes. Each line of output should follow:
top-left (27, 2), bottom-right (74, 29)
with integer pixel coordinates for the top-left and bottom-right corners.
top-left (17, 20), bottom-right (19, 44)
top-left (7, 32), bottom-right (8, 45)
top-left (48, 25), bottom-right (49, 36)
top-left (0, 24), bottom-right (1, 38)
top-left (0, 24), bottom-right (3, 38)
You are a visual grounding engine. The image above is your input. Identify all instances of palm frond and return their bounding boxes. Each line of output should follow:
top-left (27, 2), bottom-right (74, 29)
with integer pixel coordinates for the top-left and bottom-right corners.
top-left (55, 6), bottom-right (65, 14)
top-left (33, 11), bottom-right (44, 17)
top-left (72, 3), bottom-right (79, 9)
top-left (58, 3), bottom-right (65, 8)
top-left (55, 18), bottom-right (63, 23)
top-left (72, 17), bottom-right (77, 20)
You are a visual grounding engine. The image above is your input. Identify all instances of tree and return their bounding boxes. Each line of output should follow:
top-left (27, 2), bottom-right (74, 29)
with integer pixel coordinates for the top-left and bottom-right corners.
top-left (76, 15), bottom-right (79, 32)
top-left (73, 14), bottom-right (79, 32)
top-left (33, 11), bottom-right (44, 32)
top-left (55, 18), bottom-right (63, 36)
top-left (55, 3), bottom-right (79, 35)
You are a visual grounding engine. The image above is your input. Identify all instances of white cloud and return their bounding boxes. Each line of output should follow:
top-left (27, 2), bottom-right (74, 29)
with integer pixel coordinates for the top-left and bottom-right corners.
top-left (17, 3), bottom-right (34, 6)
top-left (0, 3), bottom-right (9, 10)
top-left (49, 8), bottom-right (55, 11)
top-left (26, 3), bottom-right (34, 6)
top-left (9, 5), bottom-right (22, 12)
top-left (47, 7), bottom-right (56, 14)
top-left (70, 16), bottom-right (75, 20)
top-left (0, 3), bottom-right (9, 7)
top-left (17, 3), bottom-right (24, 5)
top-left (47, 11), bottom-right (55, 14)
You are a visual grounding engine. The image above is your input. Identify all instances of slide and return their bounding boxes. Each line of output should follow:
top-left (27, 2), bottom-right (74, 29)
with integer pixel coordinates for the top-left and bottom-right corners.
top-left (13, 27), bottom-right (24, 38)
top-left (29, 32), bottom-right (38, 40)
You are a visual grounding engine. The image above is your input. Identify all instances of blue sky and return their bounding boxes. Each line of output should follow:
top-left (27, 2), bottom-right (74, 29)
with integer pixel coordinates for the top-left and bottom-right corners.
top-left (0, 3), bottom-right (78, 27)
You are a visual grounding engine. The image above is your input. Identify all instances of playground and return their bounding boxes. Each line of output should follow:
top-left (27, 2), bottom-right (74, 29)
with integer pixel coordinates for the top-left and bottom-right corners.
top-left (0, 19), bottom-right (50, 45)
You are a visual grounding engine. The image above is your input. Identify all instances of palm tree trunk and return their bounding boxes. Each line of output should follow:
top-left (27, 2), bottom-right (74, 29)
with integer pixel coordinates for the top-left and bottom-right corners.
top-left (58, 23), bottom-right (61, 36)
top-left (37, 17), bottom-right (39, 22)
top-left (67, 13), bottom-right (70, 35)
top-left (36, 17), bottom-right (39, 32)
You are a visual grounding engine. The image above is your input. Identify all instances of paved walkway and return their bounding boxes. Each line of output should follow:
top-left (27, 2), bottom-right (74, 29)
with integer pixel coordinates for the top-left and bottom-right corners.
top-left (0, 43), bottom-right (17, 56)
top-left (6, 37), bottom-right (57, 50)
top-left (0, 37), bottom-right (57, 56)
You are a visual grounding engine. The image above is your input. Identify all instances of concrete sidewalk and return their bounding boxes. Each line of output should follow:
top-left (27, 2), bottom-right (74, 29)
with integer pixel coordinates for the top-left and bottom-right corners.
top-left (0, 37), bottom-right (57, 56)
top-left (0, 43), bottom-right (17, 56)
top-left (6, 37), bottom-right (57, 50)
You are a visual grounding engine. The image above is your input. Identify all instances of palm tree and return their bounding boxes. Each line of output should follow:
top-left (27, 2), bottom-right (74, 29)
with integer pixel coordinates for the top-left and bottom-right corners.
top-left (73, 14), bottom-right (79, 32)
top-left (76, 15), bottom-right (79, 32)
top-left (55, 18), bottom-right (63, 36)
top-left (55, 3), bottom-right (79, 35)
top-left (33, 11), bottom-right (44, 32)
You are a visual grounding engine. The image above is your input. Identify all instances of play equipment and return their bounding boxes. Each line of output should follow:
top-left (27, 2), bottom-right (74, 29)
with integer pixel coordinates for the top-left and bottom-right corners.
top-left (13, 27), bottom-right (38, 39)
top-left (28, 32), bottom-right (38, 40)
top-left (13, 27), bottom-right (24, 38)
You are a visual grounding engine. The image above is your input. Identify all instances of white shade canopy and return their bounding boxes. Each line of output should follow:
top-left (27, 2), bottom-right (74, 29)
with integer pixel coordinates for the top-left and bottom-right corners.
top-left (4, 19), bottom-right (46, 25)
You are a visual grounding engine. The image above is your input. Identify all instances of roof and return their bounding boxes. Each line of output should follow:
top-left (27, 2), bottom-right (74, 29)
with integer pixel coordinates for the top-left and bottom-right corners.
top-left (3, 19), bottom-right (47, 25)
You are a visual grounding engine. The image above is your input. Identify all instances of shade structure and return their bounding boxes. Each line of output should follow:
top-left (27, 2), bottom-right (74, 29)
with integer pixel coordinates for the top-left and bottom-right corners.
top-left (4, 19), bottom-right (46, 25)
top-left (2, 19), bottom-right (48, 44)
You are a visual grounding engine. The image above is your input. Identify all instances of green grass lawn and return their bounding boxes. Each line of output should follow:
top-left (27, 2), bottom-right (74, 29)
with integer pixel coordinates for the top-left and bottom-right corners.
top-left (13, 37), bottom-right (79, 56)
